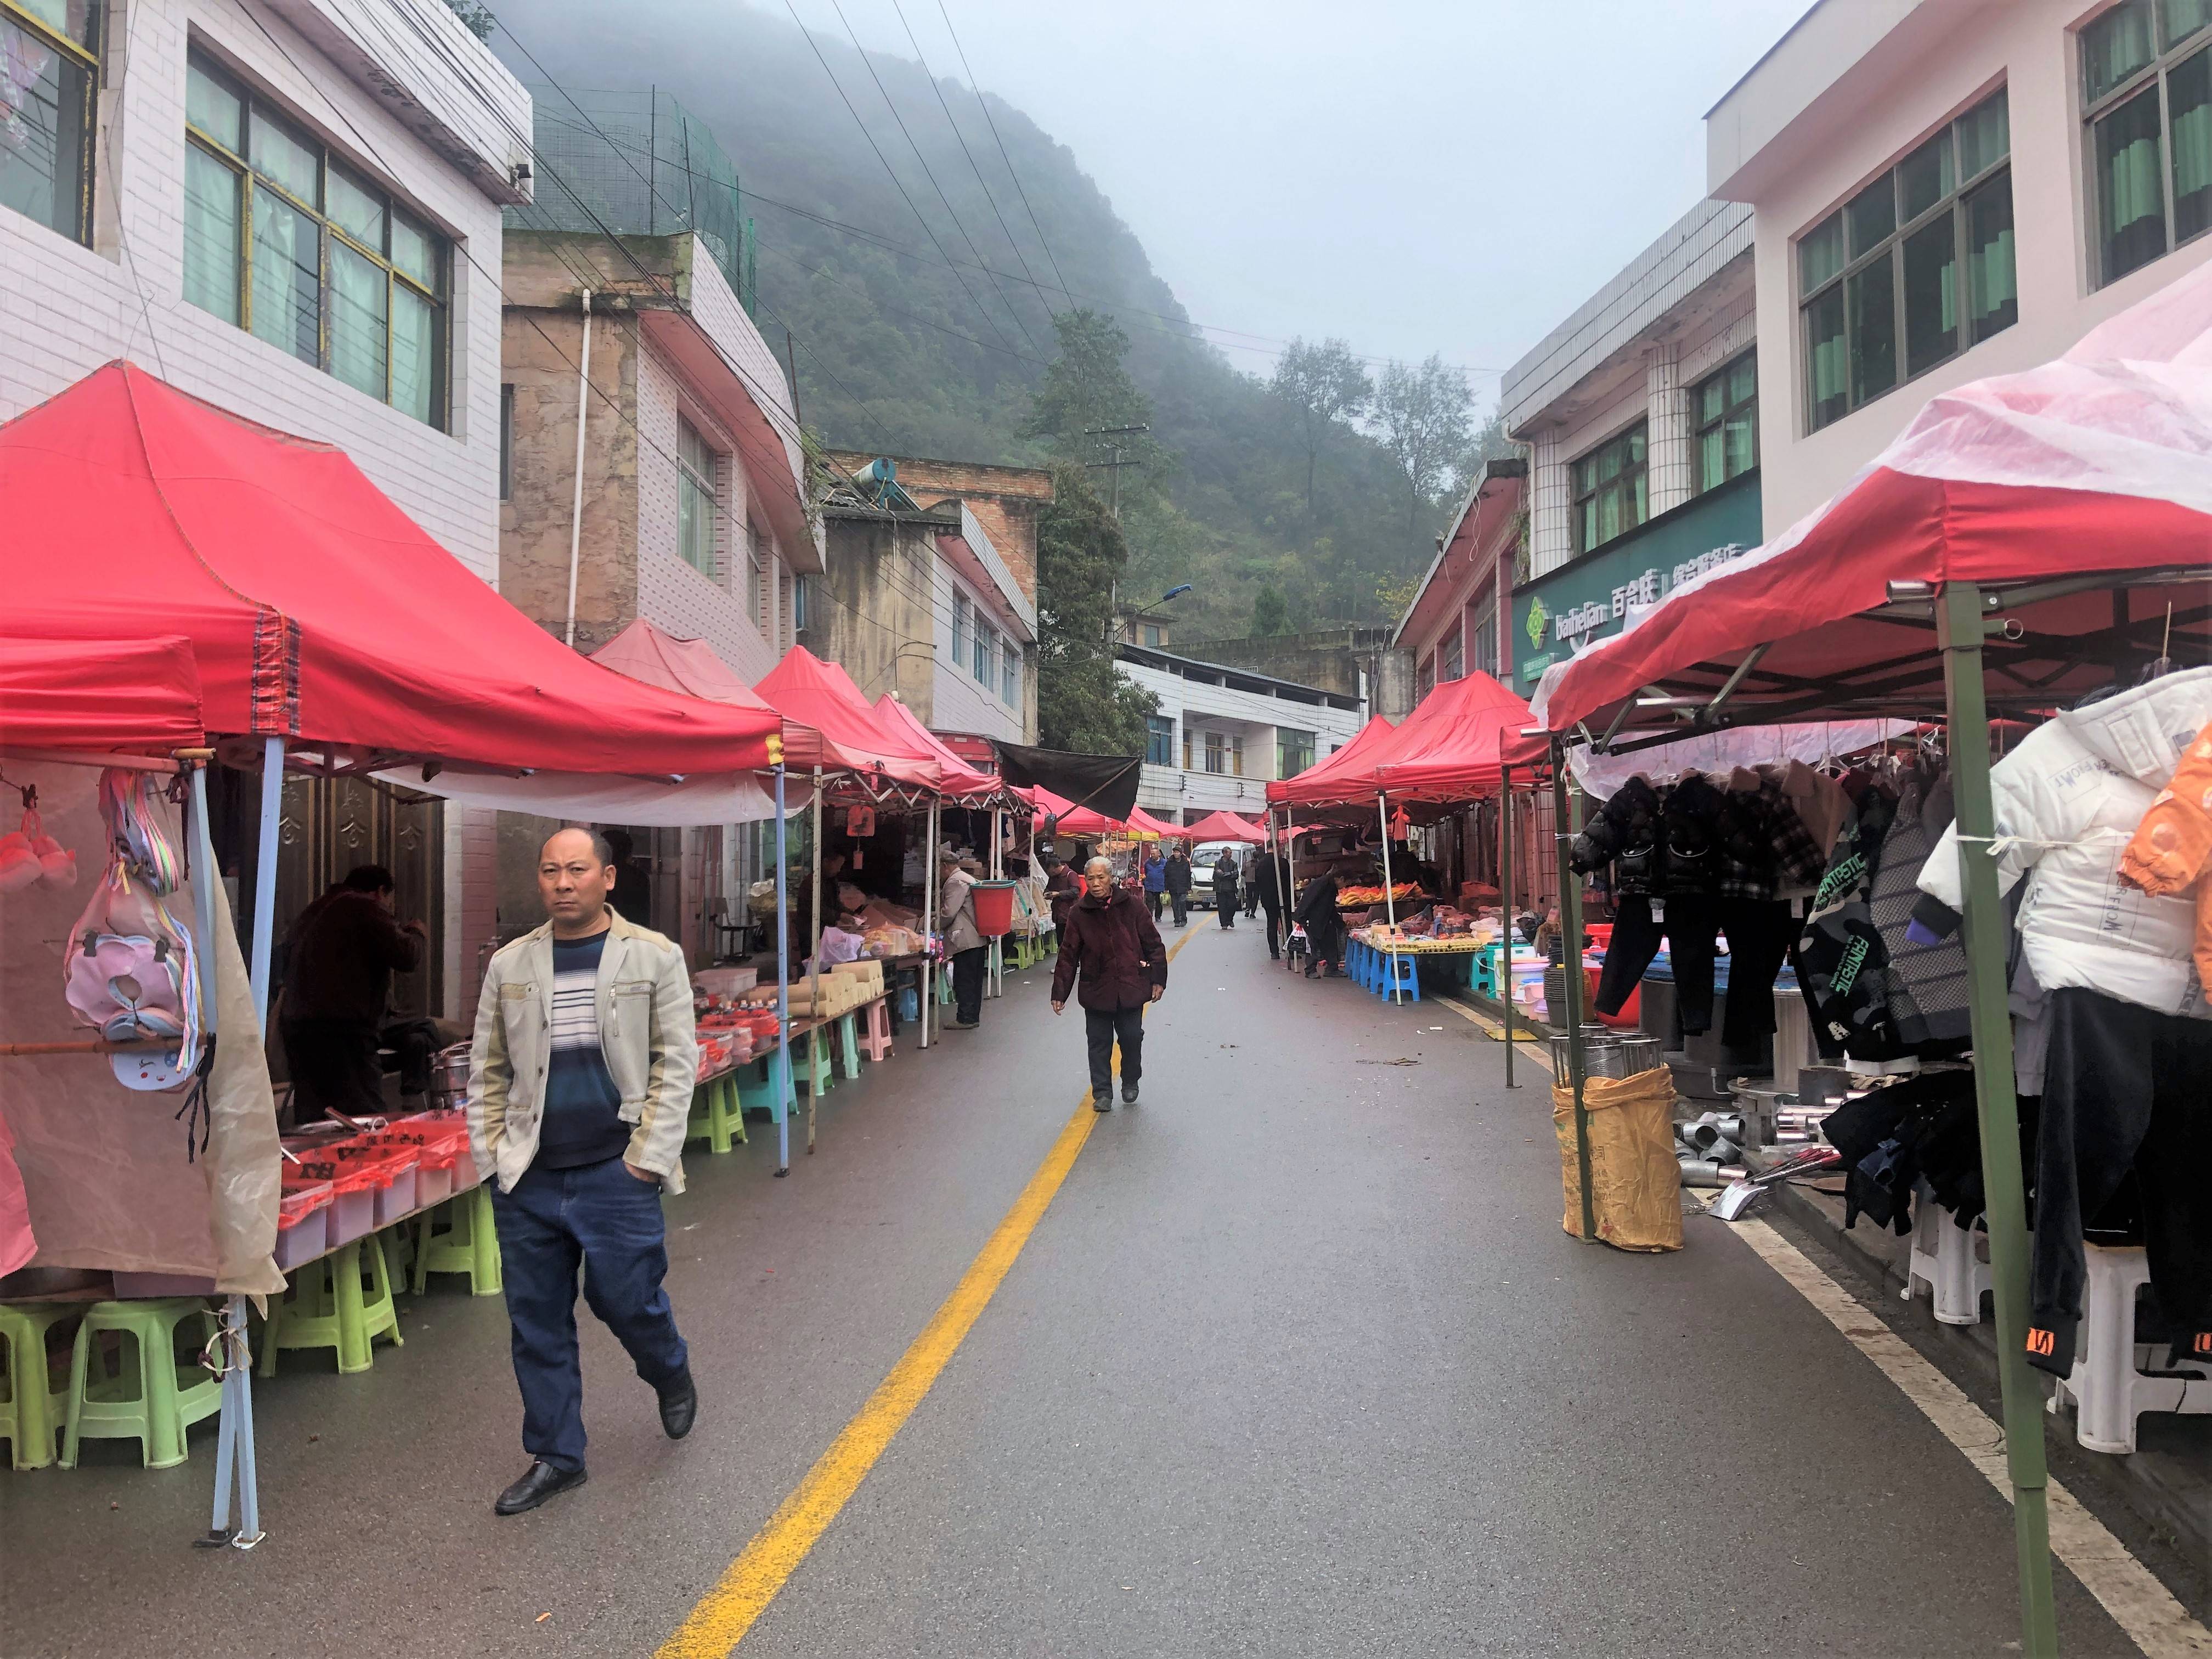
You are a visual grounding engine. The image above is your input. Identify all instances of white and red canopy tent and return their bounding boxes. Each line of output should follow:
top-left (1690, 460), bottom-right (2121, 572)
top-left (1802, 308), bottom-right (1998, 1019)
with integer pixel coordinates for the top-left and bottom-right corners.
top-left (1533, 262), bottom-right (2212, 743)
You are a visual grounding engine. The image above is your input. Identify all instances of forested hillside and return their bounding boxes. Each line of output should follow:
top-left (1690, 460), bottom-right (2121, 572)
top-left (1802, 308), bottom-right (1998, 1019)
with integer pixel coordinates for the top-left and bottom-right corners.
top-left (495, 2), bottom-right (1495, 641)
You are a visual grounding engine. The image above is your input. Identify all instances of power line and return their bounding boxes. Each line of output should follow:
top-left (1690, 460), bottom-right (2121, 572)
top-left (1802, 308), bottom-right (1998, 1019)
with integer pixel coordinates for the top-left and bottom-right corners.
top-left (934, 0), bottom-right (1075, 312)
top-left (822, 0), bottom-right (1043, 357)
top-left (777, 0), bottom-right (1025, 362)
top-left (884, 0), bottom-right (1055, 328)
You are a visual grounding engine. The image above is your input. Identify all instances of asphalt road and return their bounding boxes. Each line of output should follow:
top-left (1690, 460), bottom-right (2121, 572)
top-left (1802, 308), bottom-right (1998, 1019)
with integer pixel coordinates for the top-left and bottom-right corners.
top-left (0, 917), bottom-right (2173, 1656)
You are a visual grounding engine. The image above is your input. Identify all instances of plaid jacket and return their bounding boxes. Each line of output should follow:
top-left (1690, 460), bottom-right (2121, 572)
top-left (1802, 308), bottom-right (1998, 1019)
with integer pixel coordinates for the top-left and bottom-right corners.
top-left (1715, 776), bottom-right (1827, 901)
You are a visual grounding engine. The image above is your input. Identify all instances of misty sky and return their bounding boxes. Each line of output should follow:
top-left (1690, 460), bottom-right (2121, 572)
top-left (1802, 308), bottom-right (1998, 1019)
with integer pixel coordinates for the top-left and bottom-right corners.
top-left (780, 0), bottom-right (1814, 404)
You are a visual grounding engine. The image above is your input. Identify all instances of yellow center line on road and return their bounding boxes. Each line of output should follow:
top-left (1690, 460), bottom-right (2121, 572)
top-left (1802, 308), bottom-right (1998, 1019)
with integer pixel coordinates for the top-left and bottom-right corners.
top-left (656, 921), bottom-right (1209, 1657)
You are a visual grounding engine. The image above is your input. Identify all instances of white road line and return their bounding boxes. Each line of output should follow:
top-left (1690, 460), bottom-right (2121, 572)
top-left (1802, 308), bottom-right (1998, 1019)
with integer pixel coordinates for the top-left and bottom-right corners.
top-left (1733, 1219), bottom-right (2211, 1657)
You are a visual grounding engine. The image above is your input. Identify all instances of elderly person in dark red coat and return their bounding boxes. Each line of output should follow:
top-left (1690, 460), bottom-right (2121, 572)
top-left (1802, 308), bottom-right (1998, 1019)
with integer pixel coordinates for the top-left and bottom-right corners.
top-left (1051, 855), bottom-right (1169, 1110)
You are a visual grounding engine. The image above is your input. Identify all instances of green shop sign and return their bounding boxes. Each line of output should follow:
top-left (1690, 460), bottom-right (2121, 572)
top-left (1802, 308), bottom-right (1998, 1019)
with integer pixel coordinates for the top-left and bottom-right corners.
top-left (1511, 471), bottom-right (1762, 685)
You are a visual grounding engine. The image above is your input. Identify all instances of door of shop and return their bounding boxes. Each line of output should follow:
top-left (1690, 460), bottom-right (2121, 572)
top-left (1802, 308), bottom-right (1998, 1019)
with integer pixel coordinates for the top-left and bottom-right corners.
top-left (268, 775), bottom-right (445, 1019)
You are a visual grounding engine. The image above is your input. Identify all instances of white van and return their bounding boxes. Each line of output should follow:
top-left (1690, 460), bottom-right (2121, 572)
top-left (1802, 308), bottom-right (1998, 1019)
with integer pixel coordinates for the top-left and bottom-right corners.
top-left (1188, 842), bottom-right (1245, 910)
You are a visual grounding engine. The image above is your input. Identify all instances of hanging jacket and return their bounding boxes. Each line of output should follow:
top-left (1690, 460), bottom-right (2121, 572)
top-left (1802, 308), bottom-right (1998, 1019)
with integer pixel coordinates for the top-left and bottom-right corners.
top-left (1867, 770), bottom-right (1972, 1056)
top-left (1917, 666), bottom-right (2212, 1018)
top-left (1568, 776), bottom-right (1663, 896)
top-left (2119, 714), bottom-right (2212, 1004)
top-left (1796, 785), bottom-right (1907, 1058)
top-left (1658, 773), bottom-right (1726, 897)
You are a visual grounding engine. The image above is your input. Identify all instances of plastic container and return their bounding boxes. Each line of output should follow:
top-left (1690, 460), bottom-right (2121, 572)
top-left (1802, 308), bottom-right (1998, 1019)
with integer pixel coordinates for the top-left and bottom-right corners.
top-left (970, 880), bottom-right (1017, 936)
top-left (413, 1162), bottom-right (454, 1212)
top-left (371, 1158), bottom-right (421, 1227)
top-left (273, 1178), bottom-right (334, 1269)
top-left (1583, 963), bottom-right (1641, 1029)
top-left (326, 1187), bottom-right (375, 1248)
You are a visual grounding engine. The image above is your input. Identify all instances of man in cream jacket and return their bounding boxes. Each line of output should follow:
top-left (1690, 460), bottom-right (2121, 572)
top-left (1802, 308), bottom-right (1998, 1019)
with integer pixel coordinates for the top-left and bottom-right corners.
top-left (467, 827), bottom-right (698, 1515)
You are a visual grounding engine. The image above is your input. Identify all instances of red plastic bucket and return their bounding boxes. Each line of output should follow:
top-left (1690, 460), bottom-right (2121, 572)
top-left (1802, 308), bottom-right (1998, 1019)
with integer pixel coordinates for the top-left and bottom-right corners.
top-left (971, 880), bottom-right (1017, 936)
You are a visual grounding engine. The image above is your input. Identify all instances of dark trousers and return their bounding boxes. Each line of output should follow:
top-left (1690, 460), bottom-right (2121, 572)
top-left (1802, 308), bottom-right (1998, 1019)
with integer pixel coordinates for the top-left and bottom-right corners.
top-left (1147, 890), bottom-right (1164, 921)
top-left (491, 1155), bottom-right (689, 1472)
top-left (280, 1016), bottom-right (384, 1121)
top-left (378, 1015), bottom-right (442, 1097)
top-left (951, 945), bottom-right (988, 1024)
top-left (1594, 895), bottom-right (1721, 1035)
top-left (1718, 898), bottom-right (1796, 1053)
top-left (1084, 1003), bottom-right (1146, 1095)
top-left (1216, 890), bottom-right (1238, 928)
top-left (2028, 988), bottom-right (2212, 1376)
top-left (1262, 900), bottom-right (1283, 958)
top-left (1169, 891), bottom-right (1189, 926)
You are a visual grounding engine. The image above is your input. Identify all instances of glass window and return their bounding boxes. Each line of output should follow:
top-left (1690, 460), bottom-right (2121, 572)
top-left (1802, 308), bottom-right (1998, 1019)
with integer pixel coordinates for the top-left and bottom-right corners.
top-left (952, 595), bottom-right (968, 667)
top-left (1182, 728), bottom-right (1193, 771)
top-left (180, 51), bottom-right (450, 426)
top-left (974, 623), bottom-right (991, 683)
top-left (1692, 350), bottom-right (1758, 493)
top-left (499, 385), bottom-right (514, 502)
top-left (1439, 627), bottom-right (1463, 684)
top-left (1144, 624), bottom-right (1161, 647)
top-left (1003, 641), bottom-right (1018, 705)
top-left (1147, 716), bottom-right (1175, 766)
top-left (1799, 88), bottom-right (2011, 430)
top-left (1471, 603), bottom-right (1498, 679)
top-left (1231, 736), bottom-right (1245, 778)
top-left (676, 417), bottom-right (718, 576)
top-left (1569, 421), bottom-right (1647, 555)
top-left (1204, 732), bottom-right (1226, 775)
top-left (1, 1), bottom-right (98, 246)
top-left (744, 524), bottom-right (765, 622)
top-left (2084, 4), bottom-right (2212, 283)
top-left (1277, 727), bottom-right (1314, 778)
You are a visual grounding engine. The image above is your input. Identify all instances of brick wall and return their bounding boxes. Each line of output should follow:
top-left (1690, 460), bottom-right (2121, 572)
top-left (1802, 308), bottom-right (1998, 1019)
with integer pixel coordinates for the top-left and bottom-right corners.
top-left (823, 450), bottom-right (1052, 601)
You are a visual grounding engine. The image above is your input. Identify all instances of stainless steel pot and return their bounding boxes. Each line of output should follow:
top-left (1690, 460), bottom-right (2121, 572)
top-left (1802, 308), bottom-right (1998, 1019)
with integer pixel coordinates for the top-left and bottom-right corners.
top-left (1615, 1035), bottom-right (1662, 1076)
top-left (427, 1041), bottom-right (472, 1107)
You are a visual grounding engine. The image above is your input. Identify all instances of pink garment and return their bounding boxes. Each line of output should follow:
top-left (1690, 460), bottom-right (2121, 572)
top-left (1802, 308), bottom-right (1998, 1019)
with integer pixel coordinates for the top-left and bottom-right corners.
top-left (0, 1110), bottom-right (35, 1280)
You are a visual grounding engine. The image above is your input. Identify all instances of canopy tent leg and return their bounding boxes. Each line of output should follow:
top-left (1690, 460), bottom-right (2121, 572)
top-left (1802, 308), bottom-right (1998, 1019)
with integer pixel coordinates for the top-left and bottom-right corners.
top-left (1283, 811), bottom-right (1300, 973)
top-left (808, 766), bottom-right (822, 1158)
top-left (774, 764), bottom-right (791, 1176)
top-left (1500, 766), bottom-right (1516, 1089)
top-left (1376, 794), bottom-right (1399, 1004)
top-left (1939, 582), bottom-right (2058, 1658)
top-left (921, 800), bottom-right (938, 1049)
top-left (1550, 744), bottom-right (1596, 1242)
top-left (989, 808), bottom-right (1003, 999)
top-left (249, 736), bottom-right (284, 1033)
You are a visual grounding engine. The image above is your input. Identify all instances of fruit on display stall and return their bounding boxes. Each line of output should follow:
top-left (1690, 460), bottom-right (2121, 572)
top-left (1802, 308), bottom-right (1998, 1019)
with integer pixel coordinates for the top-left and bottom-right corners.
top-left (1335, 882), bottom-right (1420, 909)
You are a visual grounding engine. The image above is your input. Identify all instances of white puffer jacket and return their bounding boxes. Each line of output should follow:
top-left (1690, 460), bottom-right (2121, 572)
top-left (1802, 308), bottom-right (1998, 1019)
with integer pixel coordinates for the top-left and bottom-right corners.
top-left (1918, 665), bottom-right (2212, 1018)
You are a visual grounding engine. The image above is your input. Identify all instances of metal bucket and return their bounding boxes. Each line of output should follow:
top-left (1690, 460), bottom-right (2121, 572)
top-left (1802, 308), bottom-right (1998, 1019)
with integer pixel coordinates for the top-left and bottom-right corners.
top-left (1615, 1035), bottom-right (1662, 1076)
top-left (427, 1042), bottom-right (472, 1108)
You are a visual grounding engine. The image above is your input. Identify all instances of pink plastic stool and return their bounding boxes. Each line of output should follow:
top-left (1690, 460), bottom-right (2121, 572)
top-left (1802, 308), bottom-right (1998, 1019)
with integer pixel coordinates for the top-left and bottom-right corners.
top-left (859, 997), bottom-right (893, 1063)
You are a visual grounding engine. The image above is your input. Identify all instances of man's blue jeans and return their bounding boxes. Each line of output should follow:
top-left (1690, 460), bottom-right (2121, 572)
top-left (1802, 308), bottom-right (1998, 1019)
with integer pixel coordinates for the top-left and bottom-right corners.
top-left (491, 1154), bottom-right (688, 1471)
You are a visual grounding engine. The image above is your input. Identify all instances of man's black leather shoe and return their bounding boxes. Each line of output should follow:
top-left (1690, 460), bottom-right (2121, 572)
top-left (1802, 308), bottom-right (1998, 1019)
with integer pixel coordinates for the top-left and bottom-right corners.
top-left (494, 1460), bottom-right (586, 1516)
top-left (659, 1366), bottom-right (698, 1440)
top-left (1121, 1081), bottom-right (1139, 1104)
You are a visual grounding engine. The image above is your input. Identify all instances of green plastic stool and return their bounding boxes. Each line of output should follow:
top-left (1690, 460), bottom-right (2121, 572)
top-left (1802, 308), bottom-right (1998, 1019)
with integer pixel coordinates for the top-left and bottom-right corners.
top-left (736, 1050), bottom-right (797, 1124)
top-left (936, 968), bottom-right (954, 1006)
top-left (261, 1234), bottom-right (403, 1376)
top-left (412, 1186), bottom-right (503, 1297)
top-left (832, 1011), bottom-right (861, 1080)
top-left (686, 1070), bottom-right (749, 1154)
top-left (0, 1303), bottom-right (76, 1470)
top-left (794, 1024), bottom-right (835, 1097)
top-left (61, 1300), bottom-right (221, 1470)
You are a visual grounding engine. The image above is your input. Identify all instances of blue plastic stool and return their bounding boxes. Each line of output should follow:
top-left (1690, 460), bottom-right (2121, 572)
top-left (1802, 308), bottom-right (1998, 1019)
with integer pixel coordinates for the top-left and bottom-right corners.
top-left (1379, 951), bottom-right (1421, 1002)
top-left (737, 1049), bottom-right (798, 1124)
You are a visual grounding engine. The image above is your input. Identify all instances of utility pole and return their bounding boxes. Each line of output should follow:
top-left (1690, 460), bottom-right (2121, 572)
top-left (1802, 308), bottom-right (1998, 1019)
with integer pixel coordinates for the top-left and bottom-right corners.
top-left (1083, 423), bottom-right (1149, 521)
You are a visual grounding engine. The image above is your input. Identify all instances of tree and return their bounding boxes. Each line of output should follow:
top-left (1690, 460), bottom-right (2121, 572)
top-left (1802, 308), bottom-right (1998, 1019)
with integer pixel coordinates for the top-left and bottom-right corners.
top-left (1375, 571), bottom-right (1422, 628)
top-left (1449, 407), bottom-right (1521, 497)
top-left (1370, 354), bottom-right (1474, 537)
top-left (1035, 464), bottom-right (1158, 755)
top-left (1269, 337), bottom-right (1371, 524)
top-left (1022, 311), bottom-right (1169, 517)
top-left (1251, 584), bottom-right (1291, 636)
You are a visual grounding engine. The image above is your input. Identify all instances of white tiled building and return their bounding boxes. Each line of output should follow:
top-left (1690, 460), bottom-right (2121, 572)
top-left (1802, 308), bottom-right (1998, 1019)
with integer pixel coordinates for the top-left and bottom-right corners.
top-left (1117, 645), bottom-right (1365, 825)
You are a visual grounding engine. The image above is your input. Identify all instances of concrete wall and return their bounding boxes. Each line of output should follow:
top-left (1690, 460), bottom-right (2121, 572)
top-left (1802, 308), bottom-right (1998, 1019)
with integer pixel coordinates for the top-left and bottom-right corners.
top-left (826, 450), bottom-right (1053, 601)
top-left (1171, 629), bottom-right (1401, 708)
top-left (1119, 657), bottom-right (1364, 820)
top-left (931, 557), bottom-right (1027, 744)
top-left (1720, 0), bottom-right (2212, 532)
top-left (817, 514), bottom-right (939, 710)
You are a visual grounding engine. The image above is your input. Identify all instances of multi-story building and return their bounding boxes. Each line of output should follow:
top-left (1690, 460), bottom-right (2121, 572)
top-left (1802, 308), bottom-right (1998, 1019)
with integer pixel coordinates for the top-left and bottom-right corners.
top-left (1391, 456), bottom-right (1527, 706)
top-left (1116, 645), bottom-right (1364, 826)
top-left (1502, 199), bottom-right (1764, 700)
top-left (1709, 0), bottom-right (2212, 534)
top-left (0, 0), bottom-right (532, 1019)
top-left (812, 454), bottom-right (1043, 750)
top-left (494, 91), bottom-right (815, 964)
top-left (1172, 625), bottom-right (1415, 723)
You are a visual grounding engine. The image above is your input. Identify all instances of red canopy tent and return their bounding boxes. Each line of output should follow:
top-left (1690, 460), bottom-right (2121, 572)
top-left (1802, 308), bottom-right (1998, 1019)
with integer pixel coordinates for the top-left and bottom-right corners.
top-left (1, 364), bottom-right (780, 775)
top-left (1125, 806), bottom-right (1188, 839)
top-left (1370, 672), bottom-right (1539, 800)
top-left (590, 619), bottom-right (839, 769)
top-left (1181, 810), bottom-right (1266, 844)
top-left (0, 635), bottom-right (206, 755)
top-left (755, 647), bottom-right (943, 792)
top-left (871, 695), bottom-right (1022, 805)
top-left (1533, 260), bottom-right (2212, 739)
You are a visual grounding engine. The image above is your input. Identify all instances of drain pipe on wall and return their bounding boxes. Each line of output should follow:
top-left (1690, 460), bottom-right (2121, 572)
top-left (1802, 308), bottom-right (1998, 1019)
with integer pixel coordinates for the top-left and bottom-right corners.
top-left (563, 289), bottom-right (594, 648)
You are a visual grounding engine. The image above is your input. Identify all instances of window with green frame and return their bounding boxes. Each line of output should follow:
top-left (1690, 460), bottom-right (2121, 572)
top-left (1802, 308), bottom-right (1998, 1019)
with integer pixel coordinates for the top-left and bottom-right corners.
top-left (183, 52), bottom-right (451, 428)
top-left (1571, 421), bottom-right (1647, 555)
top-left (676, 416), bottom-right (719, 575)
top-left (1693, 351), bottom-right (1758, 493)
top-left (2083, 0), bottom-right (2212, 287)
top-left (1798, 88), bottom-right (2014, 432)
top-left (1, 0), bottom-right (96, 244)
top-left (1276, 726), bottom-right (1315, 779)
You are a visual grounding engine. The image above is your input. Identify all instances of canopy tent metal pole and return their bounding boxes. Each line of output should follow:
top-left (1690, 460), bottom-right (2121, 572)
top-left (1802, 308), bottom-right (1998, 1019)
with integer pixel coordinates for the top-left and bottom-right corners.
top-left (920, 799), bottom-right (938, 1049)
top-left (1550, 742), bottom-right (1596, 1242)
top-left (1376, 793), bottom-right (1400, 1003)
top-left (988, 808), bottom-right (1003, 998)
top-left (248, 736), bottom-right (284, 1032)
top-left (1273, 809), bottom-right (1291, 969)
top-left (806, 766), bottom-right (823, 1155)
top-left (1283, 810), bottom-right (1300, 972)
top-left (1500, 766), bottom-right (1516, 1090)
top-left (774, 764), bottom-right (791, 1176)
top-left (1939, 581), bottom-right (2058, 1657)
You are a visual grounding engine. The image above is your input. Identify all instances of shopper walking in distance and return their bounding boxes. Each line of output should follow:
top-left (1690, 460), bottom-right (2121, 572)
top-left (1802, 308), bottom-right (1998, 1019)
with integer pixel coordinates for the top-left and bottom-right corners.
top-left (1142, 847), bottom-right (1167, 921)
top-left (1212, 849), bottom-right (1241, 929)
top-left (1163, 844), bottom-right (1194, 927)
top-left (1244, 850), bottom-right (1261, 920)
top-left (467, 827), bottom-right (698, 1517)
top-left (941, 855), bottom-right (989, 1031)
top-left (1052, 856), bottom-right (1169, 1109)
top-left (1253, 845), bottom-right (1286, 960)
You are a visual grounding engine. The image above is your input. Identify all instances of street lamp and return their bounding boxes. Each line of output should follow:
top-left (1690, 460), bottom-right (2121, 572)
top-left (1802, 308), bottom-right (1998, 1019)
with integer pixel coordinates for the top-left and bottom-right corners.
top-left (1110, 583), bottom-right (1194, 646)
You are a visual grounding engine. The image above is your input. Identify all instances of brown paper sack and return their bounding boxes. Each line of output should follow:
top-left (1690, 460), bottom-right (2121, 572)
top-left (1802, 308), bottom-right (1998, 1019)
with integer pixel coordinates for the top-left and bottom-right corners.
top-left (1552, 1066), bottom-right (1684, 1252)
